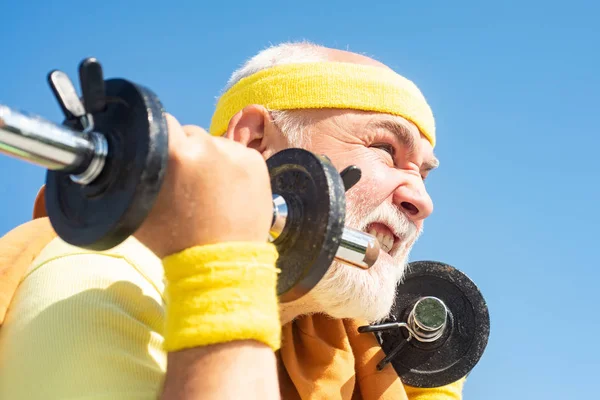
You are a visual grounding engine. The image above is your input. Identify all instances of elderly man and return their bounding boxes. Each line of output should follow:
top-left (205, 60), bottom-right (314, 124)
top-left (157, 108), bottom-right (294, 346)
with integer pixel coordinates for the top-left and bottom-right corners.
top-left (0, 42), bottom-right (464, 399)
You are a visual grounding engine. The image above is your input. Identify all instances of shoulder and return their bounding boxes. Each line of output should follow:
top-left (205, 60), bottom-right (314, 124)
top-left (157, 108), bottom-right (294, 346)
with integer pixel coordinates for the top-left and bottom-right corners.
top-left (15, 235), bottom-right (166, 322)
top-left (0, 236), bottom-right (167, 399)
top-left (30, 235), bottom-right (165, 294)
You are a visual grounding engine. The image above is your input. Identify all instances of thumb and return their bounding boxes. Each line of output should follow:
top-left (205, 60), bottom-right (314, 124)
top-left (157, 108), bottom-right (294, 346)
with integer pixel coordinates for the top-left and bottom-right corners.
top-left (182, 125), bottom-right (210, 137)
top-left (165, 113), bottom-right (186, 150)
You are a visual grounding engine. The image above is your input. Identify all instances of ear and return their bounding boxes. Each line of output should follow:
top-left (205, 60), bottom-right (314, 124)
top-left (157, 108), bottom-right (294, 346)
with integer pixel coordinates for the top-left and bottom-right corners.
top-left (223, 105), bottom-right (271, 151)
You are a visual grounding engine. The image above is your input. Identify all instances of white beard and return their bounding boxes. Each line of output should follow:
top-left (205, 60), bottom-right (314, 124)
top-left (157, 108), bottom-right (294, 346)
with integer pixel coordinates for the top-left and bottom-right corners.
top-left (307, 196), bottom-right (421, 323)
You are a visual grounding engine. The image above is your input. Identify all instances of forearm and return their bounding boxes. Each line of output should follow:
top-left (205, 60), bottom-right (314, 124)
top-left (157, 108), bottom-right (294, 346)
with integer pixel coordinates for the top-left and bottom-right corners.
top-left (162, 341), bottom-right (280, 400)
top-left (159, 241), bottom-right (281, 400)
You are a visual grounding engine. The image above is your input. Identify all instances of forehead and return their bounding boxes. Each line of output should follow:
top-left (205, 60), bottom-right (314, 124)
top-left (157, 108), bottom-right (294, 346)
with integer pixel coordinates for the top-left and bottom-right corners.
top-left (339, 111), bottom-right (437, 158)
top-left (367, 114), bottom-right (422, 142)
top-left (299, 109), bottom-right (437, 165)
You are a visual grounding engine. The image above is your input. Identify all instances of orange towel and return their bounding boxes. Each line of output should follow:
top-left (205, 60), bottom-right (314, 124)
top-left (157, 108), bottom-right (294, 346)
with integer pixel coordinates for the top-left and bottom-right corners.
top-left (278, 314), bottom-right (410, 399)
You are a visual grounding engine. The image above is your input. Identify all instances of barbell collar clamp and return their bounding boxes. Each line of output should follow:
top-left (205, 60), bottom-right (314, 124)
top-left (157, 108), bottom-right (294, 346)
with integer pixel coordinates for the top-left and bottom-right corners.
top-left (358, 296), bottom-right (449, 371)
top-left (358, 296), bottom-right (448, 343)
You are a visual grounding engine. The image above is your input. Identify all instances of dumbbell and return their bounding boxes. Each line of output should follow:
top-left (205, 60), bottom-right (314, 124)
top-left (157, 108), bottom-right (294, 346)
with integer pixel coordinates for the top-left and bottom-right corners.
top-left (358, 260), bottom-right (490, 388)
top-left (0, 58), bottom-right (490, 388)
top-left (0, 57), bottom-right (379, 303)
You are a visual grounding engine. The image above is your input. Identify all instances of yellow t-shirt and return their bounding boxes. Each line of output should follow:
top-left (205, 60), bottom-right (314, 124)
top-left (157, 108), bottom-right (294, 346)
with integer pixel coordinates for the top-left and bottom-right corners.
top-left (0, 234), bottom-right (463, 399)
top-left (0, 236), bottom-right (167, 399)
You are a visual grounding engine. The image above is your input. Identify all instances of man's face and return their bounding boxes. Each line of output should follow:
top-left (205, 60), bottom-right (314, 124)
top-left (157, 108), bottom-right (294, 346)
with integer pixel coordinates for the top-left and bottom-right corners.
top-left (296, 109), bottom-right (437, 322)
top-left (223, 104), bottom-right (437, 323)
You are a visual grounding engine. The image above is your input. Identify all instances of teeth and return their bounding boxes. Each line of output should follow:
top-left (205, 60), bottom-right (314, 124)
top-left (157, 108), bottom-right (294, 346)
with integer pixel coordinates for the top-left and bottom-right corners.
top-left (368, 228), bottom-right (394, 253)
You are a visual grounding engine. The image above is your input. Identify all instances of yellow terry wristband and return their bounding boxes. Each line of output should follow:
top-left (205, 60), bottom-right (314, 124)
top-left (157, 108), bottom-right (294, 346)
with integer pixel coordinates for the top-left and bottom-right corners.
top-left (162, 242), bottom-right (281, 352)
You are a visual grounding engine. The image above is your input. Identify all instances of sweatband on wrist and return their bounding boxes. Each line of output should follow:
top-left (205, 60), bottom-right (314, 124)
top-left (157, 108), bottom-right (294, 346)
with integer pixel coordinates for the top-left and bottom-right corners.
top-left (162, 242), bottom-right (281, 352)
top-left (209, 62), bottom-right (436, 148)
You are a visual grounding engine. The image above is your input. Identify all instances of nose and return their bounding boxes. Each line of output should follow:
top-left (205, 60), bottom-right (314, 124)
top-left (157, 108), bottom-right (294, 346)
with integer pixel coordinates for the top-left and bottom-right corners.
top-left (392, 178), bottom-right (433, 223)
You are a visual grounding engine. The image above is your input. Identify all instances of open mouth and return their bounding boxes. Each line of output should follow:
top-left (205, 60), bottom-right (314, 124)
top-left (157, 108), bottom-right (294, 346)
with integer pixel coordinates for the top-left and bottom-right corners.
top-left (365, 222), bottom-right (402, 255)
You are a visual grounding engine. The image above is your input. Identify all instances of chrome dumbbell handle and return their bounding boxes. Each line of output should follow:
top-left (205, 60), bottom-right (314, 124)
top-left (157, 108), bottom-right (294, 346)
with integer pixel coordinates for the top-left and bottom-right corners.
top-left (0, 104), bottom-right (107, 185)
top-left (271, 194), bottom-right (380, 269)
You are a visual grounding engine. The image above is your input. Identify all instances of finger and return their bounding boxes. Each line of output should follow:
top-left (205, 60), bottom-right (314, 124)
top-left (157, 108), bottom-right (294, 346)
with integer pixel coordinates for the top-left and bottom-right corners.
top-left (211, 134), bottom-right (247, 154)
top-left (165, 113), bottom-right (186, 149)
top-left (182, 125), bottom-right (209, 137)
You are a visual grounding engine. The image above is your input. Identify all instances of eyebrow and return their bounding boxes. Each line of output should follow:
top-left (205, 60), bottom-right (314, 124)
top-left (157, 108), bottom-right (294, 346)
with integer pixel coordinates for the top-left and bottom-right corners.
top-left (367, 118), bottom-right (440, 172)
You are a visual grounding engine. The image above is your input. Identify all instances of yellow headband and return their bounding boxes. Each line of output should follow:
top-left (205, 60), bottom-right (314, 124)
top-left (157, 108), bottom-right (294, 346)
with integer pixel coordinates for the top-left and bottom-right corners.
top-left (209, 62), bottom-right (436, 148)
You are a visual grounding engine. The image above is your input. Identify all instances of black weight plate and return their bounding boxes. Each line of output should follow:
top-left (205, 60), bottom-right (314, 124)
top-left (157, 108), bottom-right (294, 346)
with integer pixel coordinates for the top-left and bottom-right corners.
top-left (374, 260), bottom-right (490, 388)
top-left (267, 148), bottom-right (346, 302)
top-left (45, 78), bottom-right (168, 250)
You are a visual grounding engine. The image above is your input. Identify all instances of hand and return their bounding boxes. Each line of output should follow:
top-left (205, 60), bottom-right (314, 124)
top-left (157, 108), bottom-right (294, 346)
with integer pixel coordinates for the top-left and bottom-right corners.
top-left (135, 114), bottom-right (273, 259)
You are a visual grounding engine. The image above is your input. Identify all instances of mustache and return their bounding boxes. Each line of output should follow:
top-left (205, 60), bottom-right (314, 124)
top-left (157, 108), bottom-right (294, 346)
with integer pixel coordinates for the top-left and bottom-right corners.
top-left (347, 201), bottom-right (420, 241)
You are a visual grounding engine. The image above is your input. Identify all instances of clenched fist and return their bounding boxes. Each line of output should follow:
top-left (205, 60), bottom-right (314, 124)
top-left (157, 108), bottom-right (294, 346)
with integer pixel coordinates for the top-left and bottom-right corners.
top-left (135, 114), bottom-right (273, 259)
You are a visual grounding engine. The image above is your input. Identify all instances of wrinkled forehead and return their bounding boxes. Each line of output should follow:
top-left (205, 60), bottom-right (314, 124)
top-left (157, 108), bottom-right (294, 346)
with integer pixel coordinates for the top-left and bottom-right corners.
top-left (310, 109), bottom-right (434, 152)
top-left (339, 110), bottom-right (439, 166)
top-left (380, 114), bottom-right (435, 151)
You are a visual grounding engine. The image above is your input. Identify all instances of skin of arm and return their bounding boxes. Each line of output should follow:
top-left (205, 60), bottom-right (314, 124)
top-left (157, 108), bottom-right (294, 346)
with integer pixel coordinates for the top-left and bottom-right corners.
top-left (161, 341), bottom-right (281, 400)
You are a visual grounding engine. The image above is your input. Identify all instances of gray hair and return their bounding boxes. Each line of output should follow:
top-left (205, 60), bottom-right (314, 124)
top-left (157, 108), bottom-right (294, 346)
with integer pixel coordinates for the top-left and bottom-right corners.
top-left (220, 41), bottom-right (329, 146)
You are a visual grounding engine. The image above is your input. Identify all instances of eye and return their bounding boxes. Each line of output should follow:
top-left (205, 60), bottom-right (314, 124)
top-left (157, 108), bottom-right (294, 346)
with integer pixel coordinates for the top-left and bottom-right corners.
top-left (371, 143), bottom-right (395, 157)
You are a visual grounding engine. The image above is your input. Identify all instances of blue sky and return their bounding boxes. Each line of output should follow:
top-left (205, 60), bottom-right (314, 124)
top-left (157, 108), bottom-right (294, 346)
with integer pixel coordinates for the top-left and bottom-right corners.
top-left (2, 1), bottom-right (599, 398)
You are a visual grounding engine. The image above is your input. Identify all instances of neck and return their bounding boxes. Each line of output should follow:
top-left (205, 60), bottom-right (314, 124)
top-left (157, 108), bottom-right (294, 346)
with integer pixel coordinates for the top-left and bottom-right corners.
top-left (278, 296), bottom-right (318, 325)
